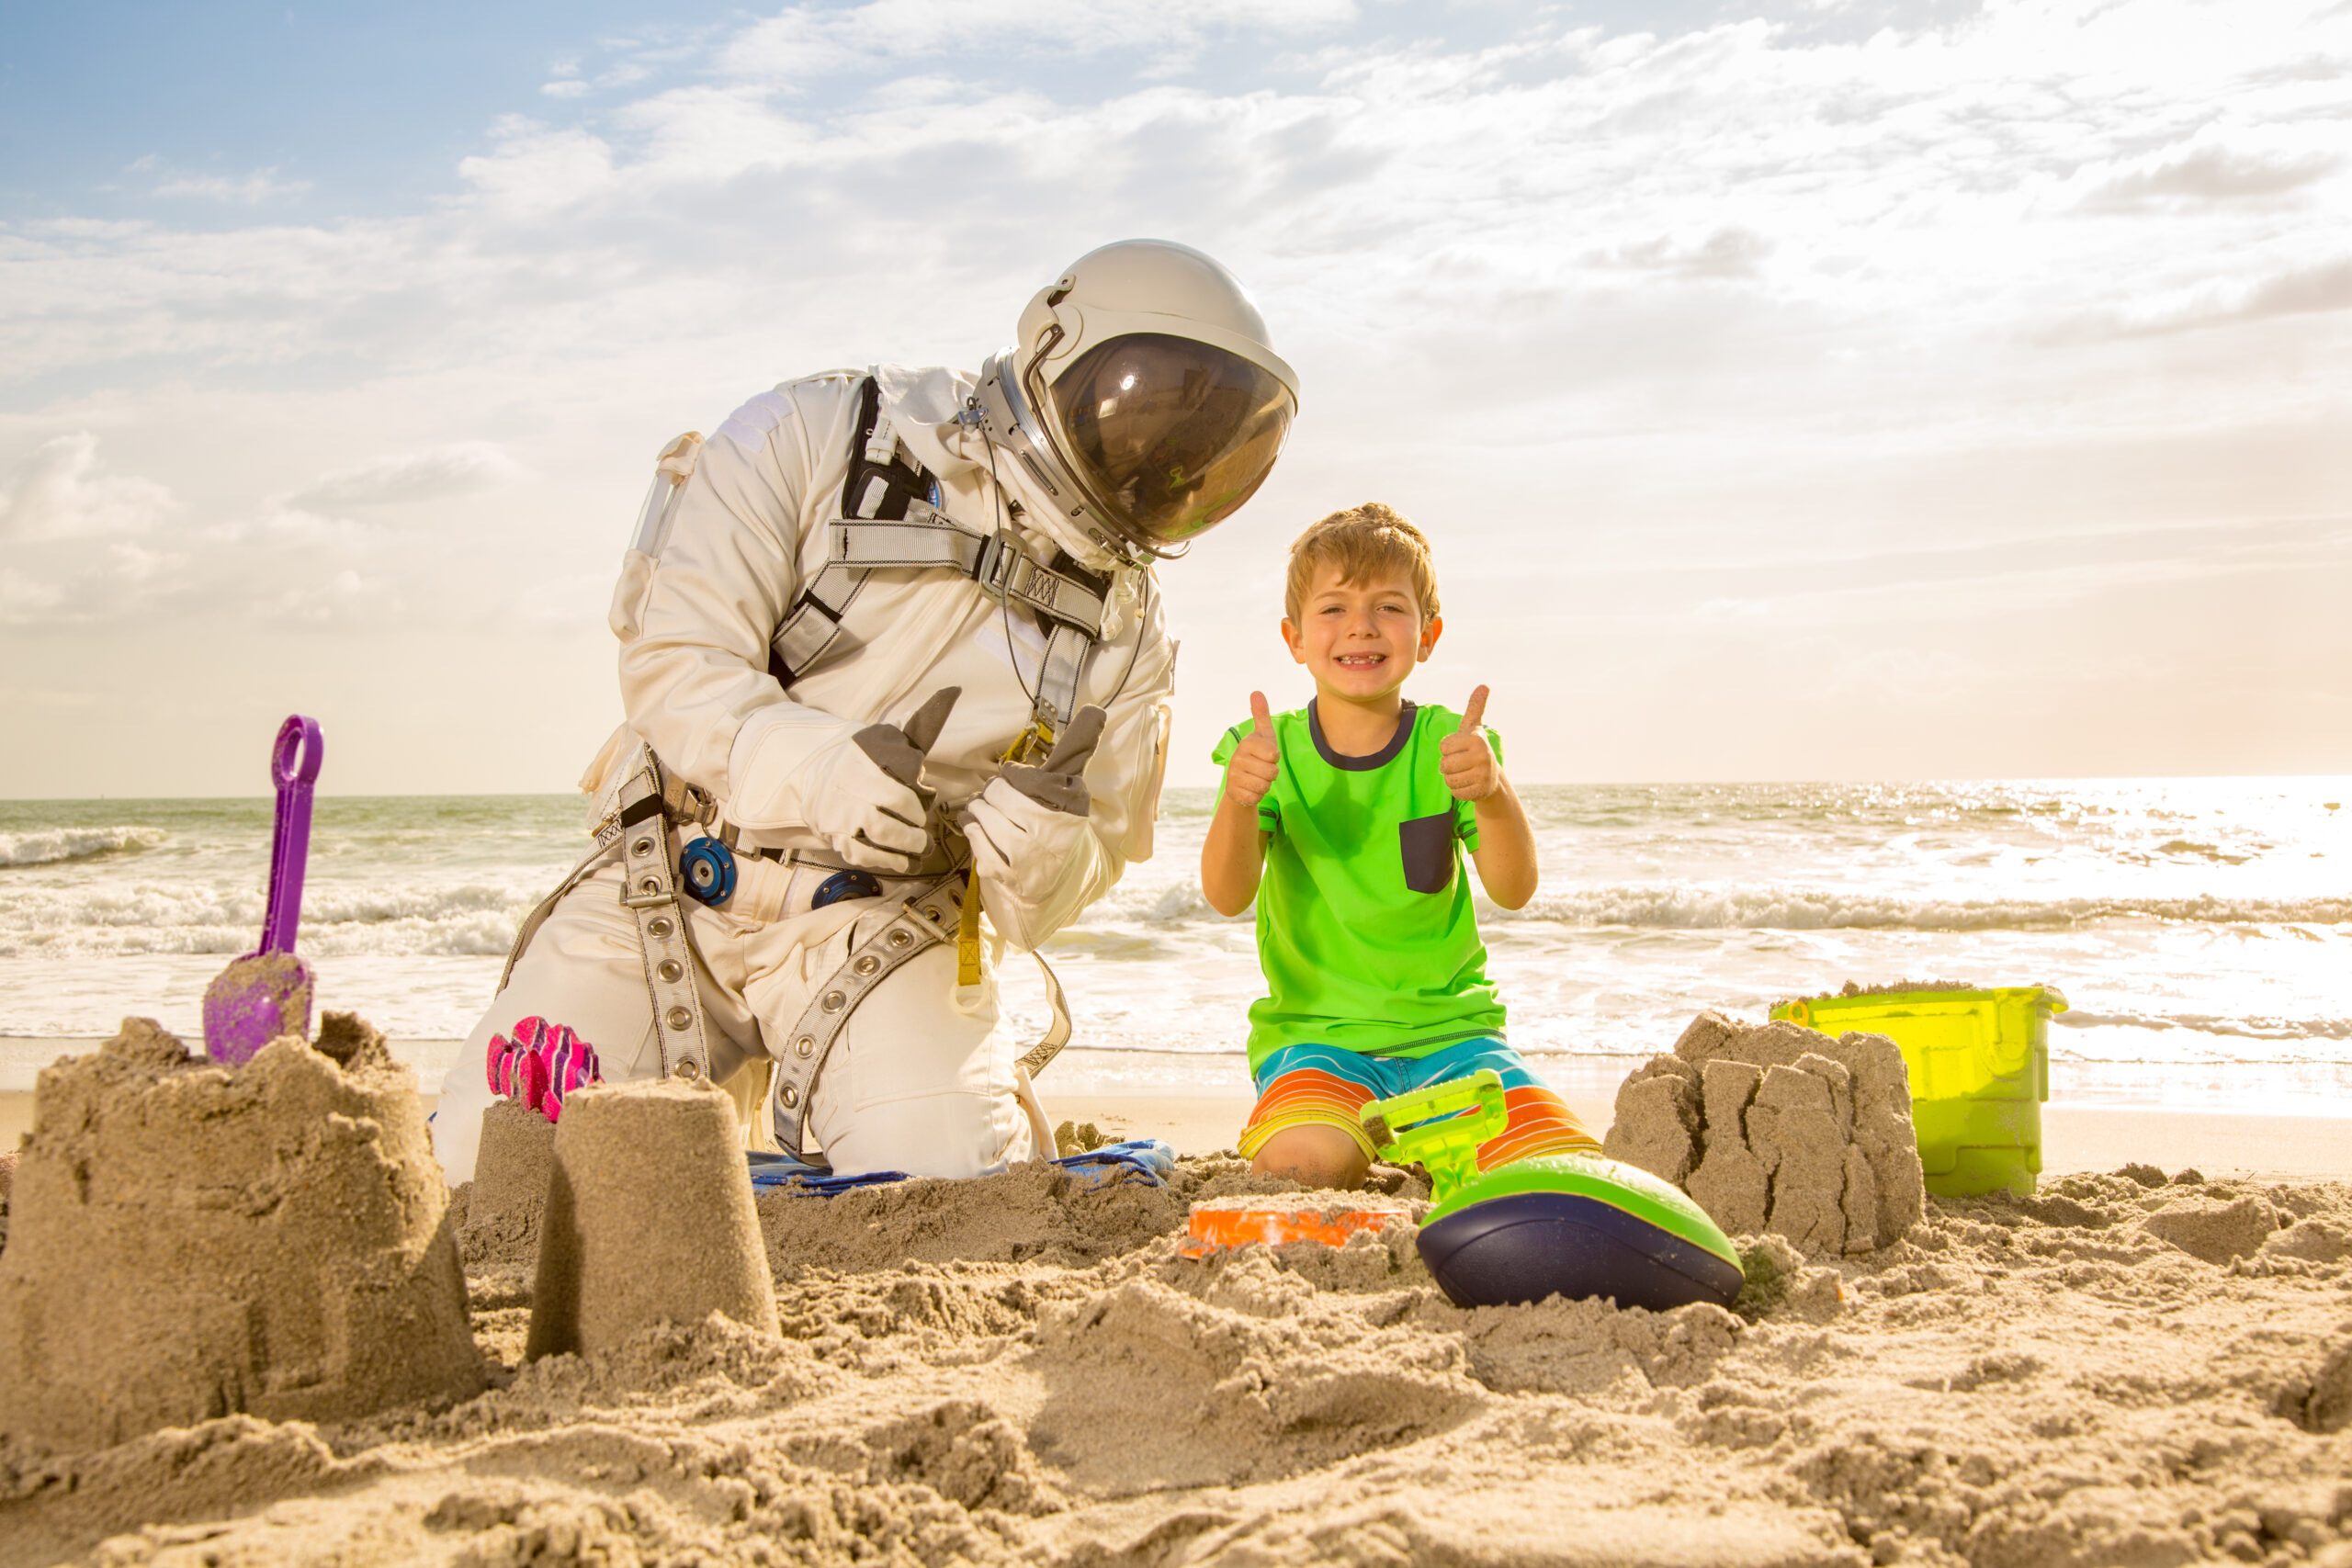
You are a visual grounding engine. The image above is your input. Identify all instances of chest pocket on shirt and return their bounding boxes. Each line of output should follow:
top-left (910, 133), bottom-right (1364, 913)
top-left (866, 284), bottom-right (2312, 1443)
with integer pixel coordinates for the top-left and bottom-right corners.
top-left (1399, 811), bottom-right (1455, 895)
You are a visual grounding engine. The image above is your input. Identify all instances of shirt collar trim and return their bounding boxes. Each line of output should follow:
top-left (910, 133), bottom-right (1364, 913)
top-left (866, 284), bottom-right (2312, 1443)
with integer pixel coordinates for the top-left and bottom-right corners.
top-left (1307, 699), bottom-right (1416, 772)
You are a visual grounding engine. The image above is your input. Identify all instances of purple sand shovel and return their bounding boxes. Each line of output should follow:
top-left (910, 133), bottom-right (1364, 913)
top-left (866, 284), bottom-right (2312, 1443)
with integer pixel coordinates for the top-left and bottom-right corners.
top-left (202, 715), bottom-right (322, 1066)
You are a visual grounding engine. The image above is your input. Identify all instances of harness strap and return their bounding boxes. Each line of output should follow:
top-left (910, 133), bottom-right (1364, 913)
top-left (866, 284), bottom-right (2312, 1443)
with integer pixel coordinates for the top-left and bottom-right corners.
top-left (1016, 948), bottom-right (1074, 1078)
top-left (587, 761), bottom-right (711, 851)
top-left (768, 560), bottom-right (867, 685)
top-left (512, 749), bottom-right (718, 1082)
top-left (1034, 623), bottom-right (1092, 729)
top-left (768, 871), bottom-right (966, 1158)
top-left (510, 769), bottom-right (1072, 1165)
top-left (766, 375), bottom-right (1112, 705)
top-left (767, 874), bottom-right (1075, 1159)
top-left (841, 377), bottom-right (932, 520)
top-left (511, 745), bottom-right (707, 992)
top-left (764, 378), bottom-right (924, 688)
top-left (615, 759), bottom-right (712, 1083)
top-left (499, 838), bottom-right (619, 995)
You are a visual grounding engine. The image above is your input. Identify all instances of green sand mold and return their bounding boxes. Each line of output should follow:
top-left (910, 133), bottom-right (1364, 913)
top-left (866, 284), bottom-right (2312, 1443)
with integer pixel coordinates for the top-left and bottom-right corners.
top-left (1774, 986), bottom-right (2065, 1199)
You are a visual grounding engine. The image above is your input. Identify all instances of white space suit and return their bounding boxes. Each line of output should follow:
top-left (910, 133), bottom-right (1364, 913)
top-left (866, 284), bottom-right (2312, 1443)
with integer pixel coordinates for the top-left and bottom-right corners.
top-left (434, 241), bottom-right (1297, 1184)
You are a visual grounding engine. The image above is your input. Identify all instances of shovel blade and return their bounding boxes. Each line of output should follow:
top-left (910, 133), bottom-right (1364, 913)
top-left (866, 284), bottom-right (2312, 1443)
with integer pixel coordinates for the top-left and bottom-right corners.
top-left (202, 950), bottom-right (313, 1066)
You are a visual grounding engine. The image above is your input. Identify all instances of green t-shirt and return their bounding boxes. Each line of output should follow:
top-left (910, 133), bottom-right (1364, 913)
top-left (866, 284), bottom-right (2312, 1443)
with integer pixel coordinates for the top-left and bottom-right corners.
top-left (1211, 698), bottom-right (1507, 1071)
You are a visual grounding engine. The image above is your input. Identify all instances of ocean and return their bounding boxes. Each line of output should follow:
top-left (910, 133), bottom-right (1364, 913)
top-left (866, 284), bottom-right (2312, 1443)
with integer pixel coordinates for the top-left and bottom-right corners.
top-left (5, 781), bottom-right (2349, 1115)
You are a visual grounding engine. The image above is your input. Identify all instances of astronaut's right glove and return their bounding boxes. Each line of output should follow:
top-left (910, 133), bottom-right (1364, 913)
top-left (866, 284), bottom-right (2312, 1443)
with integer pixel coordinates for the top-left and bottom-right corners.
top-left (750, 687), bottom-right (960, 874)
top-left (994, 705), bottom-right (1106, 818)
top-left (959, 705), bottom-right (1109, 949)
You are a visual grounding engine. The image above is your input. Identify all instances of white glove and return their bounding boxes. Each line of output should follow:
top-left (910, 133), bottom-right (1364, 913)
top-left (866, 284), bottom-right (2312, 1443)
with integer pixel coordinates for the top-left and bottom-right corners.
top-left (960, 706), bottom-right (1109, 948)
top-left (745, 687), bottom-right (960, 874)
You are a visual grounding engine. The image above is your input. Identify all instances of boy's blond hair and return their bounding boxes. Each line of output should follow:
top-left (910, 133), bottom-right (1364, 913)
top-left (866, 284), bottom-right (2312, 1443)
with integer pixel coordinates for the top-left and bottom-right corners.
top-left (1283, 502), bottom-right (1441, 625)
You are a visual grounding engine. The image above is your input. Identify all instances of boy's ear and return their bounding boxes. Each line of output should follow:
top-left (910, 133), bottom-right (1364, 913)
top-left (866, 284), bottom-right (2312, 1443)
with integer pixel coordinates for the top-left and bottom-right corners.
top-left (1281, 617), bottom-right (1306, 664)
top-left (1419, 614), bottom-right (1443, 661)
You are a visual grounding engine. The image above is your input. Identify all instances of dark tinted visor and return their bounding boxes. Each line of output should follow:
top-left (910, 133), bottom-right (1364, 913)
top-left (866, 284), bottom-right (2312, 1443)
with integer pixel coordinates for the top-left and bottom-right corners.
top-left (1035, 333), bottom-right (1294, 549)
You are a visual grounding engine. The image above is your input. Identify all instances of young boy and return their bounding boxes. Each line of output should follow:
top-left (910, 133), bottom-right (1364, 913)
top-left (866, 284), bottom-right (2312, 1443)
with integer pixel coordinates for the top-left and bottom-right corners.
top-left (1201, 502), bottom-right (1600, 1190)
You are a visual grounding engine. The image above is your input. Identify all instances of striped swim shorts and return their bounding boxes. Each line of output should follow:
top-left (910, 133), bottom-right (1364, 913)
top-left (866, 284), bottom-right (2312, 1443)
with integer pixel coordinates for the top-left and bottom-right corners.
top-left (1238, 1037), bottom-right (1600, 1170)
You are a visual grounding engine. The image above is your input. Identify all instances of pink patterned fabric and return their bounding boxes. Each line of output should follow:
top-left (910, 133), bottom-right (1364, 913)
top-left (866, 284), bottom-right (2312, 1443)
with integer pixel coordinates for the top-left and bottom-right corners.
top-left (486, 1034), bottom-right (522, 1097)
top-left (516, 1049), bottom-right (550, 1116)
top-left (484, 1015), bottom-right (604, 1125)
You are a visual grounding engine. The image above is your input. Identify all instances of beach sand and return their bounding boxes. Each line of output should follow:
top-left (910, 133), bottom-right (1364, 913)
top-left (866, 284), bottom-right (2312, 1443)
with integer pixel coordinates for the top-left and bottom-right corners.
top-left (2, 1028), bottom-right (2349, 1567)
top-left (16, 1090), bottom-right (2352, 1181)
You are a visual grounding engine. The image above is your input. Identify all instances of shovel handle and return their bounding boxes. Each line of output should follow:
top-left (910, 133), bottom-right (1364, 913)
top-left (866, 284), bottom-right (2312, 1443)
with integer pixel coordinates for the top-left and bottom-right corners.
top-left (260, 716), bottom-right (322, 955)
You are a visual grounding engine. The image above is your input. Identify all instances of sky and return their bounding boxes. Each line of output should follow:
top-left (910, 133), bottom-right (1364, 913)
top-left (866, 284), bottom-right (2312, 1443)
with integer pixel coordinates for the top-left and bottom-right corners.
top-left (3, 0), bottom-right (2348, 797)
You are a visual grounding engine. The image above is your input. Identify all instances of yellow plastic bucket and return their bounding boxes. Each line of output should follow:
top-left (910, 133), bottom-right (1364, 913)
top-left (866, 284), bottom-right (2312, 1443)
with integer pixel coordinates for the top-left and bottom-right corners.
top-left (1770, 986), bottom-right (2066, 1199)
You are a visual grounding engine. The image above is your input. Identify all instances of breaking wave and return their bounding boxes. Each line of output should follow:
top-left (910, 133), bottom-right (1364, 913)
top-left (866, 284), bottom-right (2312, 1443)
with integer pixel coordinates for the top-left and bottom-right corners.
top-left (1089, 873), bottom-right (2352, 934)
top-left (1488, 886), bottom-right (2352, 932)
top-left (0, 826), bottom-right (169, 868)
top-left (2055, 1009), bottom-right (2352, 1043)
top-left (0, 880), bottom-right (534, 958)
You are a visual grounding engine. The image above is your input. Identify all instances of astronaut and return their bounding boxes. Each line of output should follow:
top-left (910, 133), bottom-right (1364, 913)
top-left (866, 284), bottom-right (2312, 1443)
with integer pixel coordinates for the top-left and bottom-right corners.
top-left (432, 240), bottom-right (1297, 1184)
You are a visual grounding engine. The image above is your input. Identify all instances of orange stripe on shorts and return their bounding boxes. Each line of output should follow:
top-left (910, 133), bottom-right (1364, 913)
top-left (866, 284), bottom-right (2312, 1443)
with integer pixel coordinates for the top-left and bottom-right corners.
top-left (1237, 1067), bottom-right (1377, 1159)
top-left (1476, 1085), bottom-right (1601, 1170)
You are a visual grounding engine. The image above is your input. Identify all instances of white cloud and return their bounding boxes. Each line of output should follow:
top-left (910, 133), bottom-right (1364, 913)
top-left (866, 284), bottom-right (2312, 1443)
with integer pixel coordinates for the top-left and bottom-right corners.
top-left (16, 0), bottom-right (2346, 415)
top-left (105, 540), bottom-right (184, 584)
top-left (2245, 257), bottom-right (2352, 319)
top-left (149, 167), bottom-right (312, 204)
top-left (283, 443), bottom-right (526, 511)
top-left (0, 433), bottom-right (178, 542)
top-left (1597, 228), bottom-right (1773, 279)
top-left (721, 0), bottom-right (1359, 85)
top-left (2079, 143), bottom-right (2341, 211)
top-left (455, 118), bottom-right (619, 212)
top-left (2048, 254), bottom-right (2352, 339)
top-left (0, 569), bottom-right (63, 623)
top-left (221, 507), bottom-right (393, 550)
top-left (4, 0), bottom-right (2351, 784)
top-left (259, 567), bottom-right (383, 625)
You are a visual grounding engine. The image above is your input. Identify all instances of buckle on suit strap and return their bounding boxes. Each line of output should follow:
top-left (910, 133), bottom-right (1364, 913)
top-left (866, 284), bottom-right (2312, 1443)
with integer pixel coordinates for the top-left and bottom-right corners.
top-left (975, 533), bottom-right (1107, 637)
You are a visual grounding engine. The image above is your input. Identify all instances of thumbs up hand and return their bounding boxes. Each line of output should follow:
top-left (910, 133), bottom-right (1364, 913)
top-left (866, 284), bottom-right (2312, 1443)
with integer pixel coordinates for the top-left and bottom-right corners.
top-left (960, 704), bottom-right (1114, 952)
top-left (792, 684), bottom-right (961, 872)
top-left (1441, 684), bottom-right (1499, 803)
top-left (1224, 692), bottom-right (1282, 811)
top-left (992, 705), bottom-right (1108, 817)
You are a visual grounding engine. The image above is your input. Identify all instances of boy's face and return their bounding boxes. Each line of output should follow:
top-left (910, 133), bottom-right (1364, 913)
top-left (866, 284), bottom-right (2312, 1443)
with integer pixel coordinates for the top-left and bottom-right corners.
top-left (1280, 560), bottom-right (1442, 705)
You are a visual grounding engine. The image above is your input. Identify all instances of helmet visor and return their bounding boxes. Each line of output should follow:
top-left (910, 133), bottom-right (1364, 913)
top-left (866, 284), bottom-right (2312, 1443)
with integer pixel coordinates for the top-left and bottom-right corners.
top-left (1032, 333), bottom-right (1294, 550)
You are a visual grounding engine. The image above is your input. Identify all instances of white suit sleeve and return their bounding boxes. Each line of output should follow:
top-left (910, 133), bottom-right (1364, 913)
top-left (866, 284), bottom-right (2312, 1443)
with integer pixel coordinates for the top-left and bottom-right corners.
top-left (616, 386), bottom-right (860, 817)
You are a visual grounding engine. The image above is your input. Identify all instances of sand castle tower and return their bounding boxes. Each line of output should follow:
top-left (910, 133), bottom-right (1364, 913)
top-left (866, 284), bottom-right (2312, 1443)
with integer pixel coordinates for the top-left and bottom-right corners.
top-left (462, 1099), bottom-right (560, 1261)
top-left (0, 1020), bottom-right (484, 1451)
top-left (526, 1077), bottom-right (779, 1358)
top-left (1606, 1011), bottom-right (1928, 1258)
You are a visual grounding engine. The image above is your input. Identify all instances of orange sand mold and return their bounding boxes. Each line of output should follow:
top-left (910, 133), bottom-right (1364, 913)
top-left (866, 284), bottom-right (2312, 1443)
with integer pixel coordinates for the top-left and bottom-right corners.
top-left (1182, 1192), bottom-right (1422, 1256)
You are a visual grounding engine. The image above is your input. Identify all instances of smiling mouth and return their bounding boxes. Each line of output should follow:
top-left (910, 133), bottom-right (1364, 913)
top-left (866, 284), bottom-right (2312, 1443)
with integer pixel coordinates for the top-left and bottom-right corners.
top-left (1334, 653), bottom-right (1387, 667)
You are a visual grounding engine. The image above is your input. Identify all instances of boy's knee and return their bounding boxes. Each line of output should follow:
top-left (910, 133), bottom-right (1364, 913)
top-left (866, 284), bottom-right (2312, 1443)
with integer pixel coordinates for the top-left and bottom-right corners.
top-left (1250, 1124), bottom-right (1371, 1190)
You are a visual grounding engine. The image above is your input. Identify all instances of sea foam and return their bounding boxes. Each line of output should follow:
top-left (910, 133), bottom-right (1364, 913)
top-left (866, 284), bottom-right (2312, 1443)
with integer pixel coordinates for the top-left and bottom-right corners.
top-left (0, 825), bottom-right (168, 867)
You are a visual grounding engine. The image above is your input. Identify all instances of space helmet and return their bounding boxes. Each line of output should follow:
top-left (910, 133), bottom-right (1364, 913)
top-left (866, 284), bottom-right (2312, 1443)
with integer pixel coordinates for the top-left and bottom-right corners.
top-left (973, 240), bottom-right (1298, 562)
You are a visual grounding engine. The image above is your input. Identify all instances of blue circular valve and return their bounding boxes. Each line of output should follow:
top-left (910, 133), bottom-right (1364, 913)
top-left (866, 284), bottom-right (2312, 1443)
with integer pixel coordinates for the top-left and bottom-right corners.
top-left (679, 837), bottom-right (737, 907)
top-left (810, 867), bottom-right (883, 909)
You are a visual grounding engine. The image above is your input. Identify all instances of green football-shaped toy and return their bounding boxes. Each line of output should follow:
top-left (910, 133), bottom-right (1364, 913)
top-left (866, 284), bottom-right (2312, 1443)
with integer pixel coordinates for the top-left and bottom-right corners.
top-left (1364, 1071), bottom-right (1744, 1311)
top-left (1416, 1151), bottom-right (1744, 1310)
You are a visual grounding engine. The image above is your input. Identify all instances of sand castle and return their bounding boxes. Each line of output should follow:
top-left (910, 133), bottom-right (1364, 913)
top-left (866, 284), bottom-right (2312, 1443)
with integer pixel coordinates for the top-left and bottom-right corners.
top-left (0, 1018), bottom-right (482, 1451)
top-left (459, 1098), bottom-right (560, 1264)
top-left (526, 1077), bottom-right (779, 1358)
top-left (1605, 1010), bottom-right (1928, 1255)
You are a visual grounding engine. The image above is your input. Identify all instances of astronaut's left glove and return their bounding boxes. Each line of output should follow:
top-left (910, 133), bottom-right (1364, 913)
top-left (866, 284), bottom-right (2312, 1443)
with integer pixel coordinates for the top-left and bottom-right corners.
top-left (959, 706), bottom-right (1109, 950)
